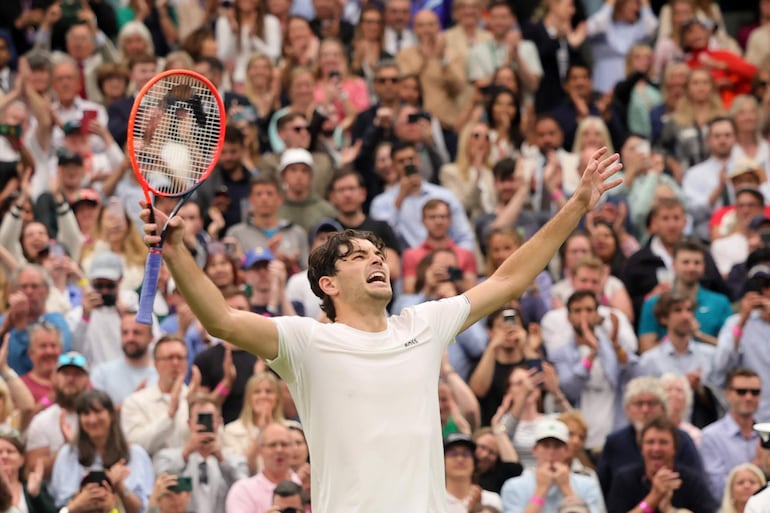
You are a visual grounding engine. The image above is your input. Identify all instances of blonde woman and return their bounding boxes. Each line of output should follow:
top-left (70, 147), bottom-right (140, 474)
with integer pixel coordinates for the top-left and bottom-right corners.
top-left (720, 463), bottom-right (766, 513)
top-left (660, 67), bottom-right (724, 181)
top-left (615, 44), bottom-right (663, 138)
top-left (79, 200), bottom-right (148, 294)
top-left (730, 95), bottom-right (770, 176)
top-left (439, 122), bottom-right (496, 222)
top-left (572, 116), bottom-right (614, 155)
top-left (660, 372), bottom-right (701, 447)
top-left (216, 0), bottom-right (282, 75)
top-left (223, 372), bottom-right (285, 474)
top-left (242, 54), bottom-right (280, 121)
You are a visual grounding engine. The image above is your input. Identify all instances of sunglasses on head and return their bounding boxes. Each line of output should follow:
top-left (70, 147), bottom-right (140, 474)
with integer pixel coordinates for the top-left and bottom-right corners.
top-left (732, 388), bottom-right (761, 396)
top-left (58, 354), bottom-right (87, 368)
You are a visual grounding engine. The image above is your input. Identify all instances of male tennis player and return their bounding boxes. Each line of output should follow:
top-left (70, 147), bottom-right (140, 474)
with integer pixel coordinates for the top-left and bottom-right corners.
top-left (141, 147), bottom-right (622, 513)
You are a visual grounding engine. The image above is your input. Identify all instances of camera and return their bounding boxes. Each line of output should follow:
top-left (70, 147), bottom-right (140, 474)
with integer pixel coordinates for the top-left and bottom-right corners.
top-left (168, 476), bottom-right (193, 493)
top-left (407, 111), bottom-right (430, 124)
top-left (404, 163), bottom-right (419, 176)
top-left (101, 293), bottom-right (117, 307)
top-left (447, 267), bottom-right (463, 282)
top-left (502, 308), bottom-right (517, 324)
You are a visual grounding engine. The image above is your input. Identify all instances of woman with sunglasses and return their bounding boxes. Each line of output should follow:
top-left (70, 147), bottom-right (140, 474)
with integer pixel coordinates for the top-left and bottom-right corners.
top-left (0, 431), bottom-right (55, 512)
top-left (50, 390), bottom-right (154, 513)
top-left (440, 121), bottom-right (496, 222)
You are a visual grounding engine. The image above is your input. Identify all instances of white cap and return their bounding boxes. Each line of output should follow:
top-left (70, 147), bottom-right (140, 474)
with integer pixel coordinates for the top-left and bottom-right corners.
top-left (278, 148), bottom-right (314, 173)
top-left (534, 419), bottom-right (569, 444)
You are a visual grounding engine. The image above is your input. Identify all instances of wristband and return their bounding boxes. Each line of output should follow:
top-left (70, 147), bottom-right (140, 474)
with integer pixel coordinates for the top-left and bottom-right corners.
top-left (41, 396), bottom-right (53, 407)
top-left (215, 383), bottom-right (230, 397)
top-left (639, 500), bottom-right (653, 513)
top-left (732, 325), bottom-right (743, 339)
top-left (530, 496), bottom-right (545, 507)
top-left (550, 190), bottom-right (564, 201)
top-left (581, 357), bottom-right (593, 371)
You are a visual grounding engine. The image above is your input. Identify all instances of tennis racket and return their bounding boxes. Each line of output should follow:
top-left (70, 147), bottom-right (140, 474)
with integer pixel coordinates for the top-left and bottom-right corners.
top-left (127, 70), bottom-right (226, 325)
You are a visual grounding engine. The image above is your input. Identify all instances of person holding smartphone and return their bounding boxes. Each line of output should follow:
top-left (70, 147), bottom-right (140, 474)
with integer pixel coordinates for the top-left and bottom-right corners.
top-left (154, 396), bottom-right (248, 513)
top-left (147, 473), bottom-right (193, 513)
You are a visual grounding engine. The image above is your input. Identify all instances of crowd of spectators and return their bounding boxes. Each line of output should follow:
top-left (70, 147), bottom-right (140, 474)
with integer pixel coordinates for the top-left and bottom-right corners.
top-left (1, 0), bottom-right (770, 511)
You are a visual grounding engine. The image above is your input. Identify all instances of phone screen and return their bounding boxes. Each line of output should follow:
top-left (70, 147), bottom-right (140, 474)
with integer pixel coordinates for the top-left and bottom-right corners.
top-left (198, 412), bottom-right (214, 432)
top-left (82, 110), bottom-right (98, 132)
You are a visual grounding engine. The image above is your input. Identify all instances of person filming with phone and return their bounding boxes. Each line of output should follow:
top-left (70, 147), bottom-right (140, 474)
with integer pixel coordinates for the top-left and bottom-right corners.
top-left (154, 396), bottom-right (248, 513)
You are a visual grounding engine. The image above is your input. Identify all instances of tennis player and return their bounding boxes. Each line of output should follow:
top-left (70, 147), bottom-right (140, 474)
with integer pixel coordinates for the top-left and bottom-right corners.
top-left (141, 147), bottom-right (622, 513)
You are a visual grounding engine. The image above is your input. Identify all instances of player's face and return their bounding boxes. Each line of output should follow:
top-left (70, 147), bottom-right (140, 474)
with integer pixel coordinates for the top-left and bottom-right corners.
top-left (332, 239), bottom-right (392, 305)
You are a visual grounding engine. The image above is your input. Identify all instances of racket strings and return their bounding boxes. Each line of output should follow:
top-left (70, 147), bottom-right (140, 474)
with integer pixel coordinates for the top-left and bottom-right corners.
top-left (132, 74), bottom-right (222, 196)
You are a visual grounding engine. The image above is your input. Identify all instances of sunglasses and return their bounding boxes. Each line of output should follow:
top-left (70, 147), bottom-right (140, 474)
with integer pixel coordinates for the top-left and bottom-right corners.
top-left (375, 77), bottom-right (399, 84)
top-left (58, 353), bottom-right (87, 368)
top-left (732, 388), bottom-right (761, 397)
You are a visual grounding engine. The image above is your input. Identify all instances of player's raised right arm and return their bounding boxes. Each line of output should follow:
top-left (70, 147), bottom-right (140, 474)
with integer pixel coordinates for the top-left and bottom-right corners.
top-left (141, 204), bottom-right (279, 360)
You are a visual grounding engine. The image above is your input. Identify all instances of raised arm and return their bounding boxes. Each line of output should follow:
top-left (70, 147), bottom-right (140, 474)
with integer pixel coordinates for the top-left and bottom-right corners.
top-left (462, 149), bottom-right (622, 331)
top-left (141, 206), bottom-right (280, 359)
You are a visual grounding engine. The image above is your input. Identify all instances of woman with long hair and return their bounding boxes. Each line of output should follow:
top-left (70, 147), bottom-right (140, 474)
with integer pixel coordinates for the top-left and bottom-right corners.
top-left (440, 121), bottom-right (496, 222)
top-left (79, 199), bottom-right (148, 294)
top-left (351, 5), bottom-right (392, 95)
top-left (50, 391), bottom-right (153, 513)
top-left (242, 53), bottom-right (280, 123)
top-left (661, 67), bottom-right (724, 181)
top-left (572, 116), bottom-right (614, 155)
top-left (279, 17), bottom-right (320, 85)
top-left (588, 220), bottom-right (627, 278)
top-left (285, 421), bottom-right (310, 494)
top-left (203, 243), bottom-right (240, 290)
top-left (557, 411), bottom-right (598, 477)
top-left (612, 44), bottom-right (663, 138)
top-left (486, 88), bottom-right (522, 162)
top-left (730, 94), bottom-right (770, 174)
top-left (719, 463), bottom-right (766, 513)
top-left (268, 67), bottom-right (321, 153)
top-left (0, 431), bottom-right (56, 512)
top-left (313, 38), bottom-right (371, 132)
top-left (223, 373), bottom-right (285, 474)
top-left (216, 0), bottom-right (281, 77)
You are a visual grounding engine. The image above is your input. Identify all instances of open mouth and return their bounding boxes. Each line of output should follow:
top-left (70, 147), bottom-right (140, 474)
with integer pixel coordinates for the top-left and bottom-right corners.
top-left (366, 271), bottom-right (386, 284)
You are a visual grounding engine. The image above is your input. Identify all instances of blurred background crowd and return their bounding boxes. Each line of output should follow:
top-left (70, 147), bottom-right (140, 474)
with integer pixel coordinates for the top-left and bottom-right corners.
top-left (0, 0), bottom-right (770, 511)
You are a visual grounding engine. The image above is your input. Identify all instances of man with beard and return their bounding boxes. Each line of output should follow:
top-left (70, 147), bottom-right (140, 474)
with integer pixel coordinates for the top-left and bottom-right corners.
top-left (91, 312), bottom-right (159, 406)
top-left (25, 351), bottom-right (90, 477)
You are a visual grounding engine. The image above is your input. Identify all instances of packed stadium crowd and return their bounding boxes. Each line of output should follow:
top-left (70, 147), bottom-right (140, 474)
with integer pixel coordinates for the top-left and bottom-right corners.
top-left (0, 0), bottom-right (769, 511)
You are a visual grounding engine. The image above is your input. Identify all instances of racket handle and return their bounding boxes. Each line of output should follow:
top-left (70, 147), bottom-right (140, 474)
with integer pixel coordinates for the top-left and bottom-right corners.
top-left (137, 249), bottom-right (163, 325)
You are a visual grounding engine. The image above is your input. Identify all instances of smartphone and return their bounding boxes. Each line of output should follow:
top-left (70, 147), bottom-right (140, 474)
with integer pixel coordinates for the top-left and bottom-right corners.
top-left (167, 476), bottom-right (193, 493)
top-left (224, 241), bottom-right (236, 258)
top-left (447, 266), bottom-right (463, 282)
top-left (525, 358), bottom-right (543, 373)
top-left (61, 0), bottom-right (80, 20)
top-left (407, 111), bottom-right (429, 124)
top-left (198, 412), bottom-right (214, 432)
top-left (404, 163), bottom-right (419, 176)
top-left (82, 110), bottom-right (98, 132)
top-left (502, 308), bottom-right (517, 325)
top-left (81, 470), bottom-right (109, 488)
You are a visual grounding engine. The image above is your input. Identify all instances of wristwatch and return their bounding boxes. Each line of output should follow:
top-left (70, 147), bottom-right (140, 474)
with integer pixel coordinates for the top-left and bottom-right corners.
top-left (493, 424), bottom-right (507, 435)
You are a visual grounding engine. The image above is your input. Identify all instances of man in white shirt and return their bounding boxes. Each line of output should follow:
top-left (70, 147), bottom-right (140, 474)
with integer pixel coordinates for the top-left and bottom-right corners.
top-left (141, 148), bottom-right (622, 512)
top-left (25, 351), bottom-right (90, 477)
top-left (91, 312), bottom-right (159, 405)
top-left (121, 335), bottom-right (191, 456)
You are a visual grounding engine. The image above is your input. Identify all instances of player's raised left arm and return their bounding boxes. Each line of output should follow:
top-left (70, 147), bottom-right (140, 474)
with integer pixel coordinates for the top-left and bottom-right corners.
top-left (461, 148), bottom-right (623, 332)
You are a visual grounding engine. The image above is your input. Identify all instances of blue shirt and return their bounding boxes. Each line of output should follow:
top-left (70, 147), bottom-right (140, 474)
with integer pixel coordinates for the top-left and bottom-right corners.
top-left (369, 182), bottom-right (475, 252)
top-left (638, 287), bottom-right (733, 338)
top-left (90, 359), bottom-right (159, 405)
top-left (711, 313), bottom-right (770, 421)
top-left (639, 338), bottom-right (715, 380)
top-left (51, 443), bottom-right (154, 509)
top-left (1, 312), bottom-right (72, 374)
top-left (501, 470), bottom-right (605, 513)
top-left (700, 414), bottom-right (759, 500)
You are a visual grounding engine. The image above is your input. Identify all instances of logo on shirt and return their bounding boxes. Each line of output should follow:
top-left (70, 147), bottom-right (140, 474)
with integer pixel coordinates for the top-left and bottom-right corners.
top-left (404, 338), bottom-right (419, 348)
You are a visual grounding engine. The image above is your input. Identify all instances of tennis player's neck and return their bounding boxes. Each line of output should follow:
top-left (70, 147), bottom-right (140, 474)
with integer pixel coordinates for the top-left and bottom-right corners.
top-left (335, 310), bottom-right (389, 333)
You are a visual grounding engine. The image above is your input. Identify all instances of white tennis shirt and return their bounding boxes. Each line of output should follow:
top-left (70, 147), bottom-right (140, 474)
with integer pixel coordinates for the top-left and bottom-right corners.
top-left (268, 295), bottom-right (471, 513)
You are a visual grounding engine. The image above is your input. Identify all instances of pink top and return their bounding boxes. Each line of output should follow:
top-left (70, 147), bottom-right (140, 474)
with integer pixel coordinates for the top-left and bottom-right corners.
top-left (313, 77), bottom-right (371, 120)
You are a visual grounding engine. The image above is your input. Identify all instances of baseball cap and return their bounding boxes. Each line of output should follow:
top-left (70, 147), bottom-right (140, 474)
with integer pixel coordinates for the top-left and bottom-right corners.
top-left (534, 419), bottom-right (569, 444)
top-left (729, 158), bottom-right (767, 183)
top-left (242, 246), bottom-right (274, 269)
top-left (57, 149), bottom-right (83, 166)
top-left (62, 120), bottom-right (83, 136)
top-left (443, 432), bottom-right (476, 452)
top-left (72, 188), bottom-right (101, 207)
top-left (87, 251), bottom-right (124, 281)
top-left (748, 264), bottom-right (770, 280)
top-left (309, 218), bottom-right (343, 245)
top-left (57, 351), bottom-right (89, 373)
top-left (278, 148), bottom-right (314, 173)
top-left (748, 215), bottom-right (770, 231)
